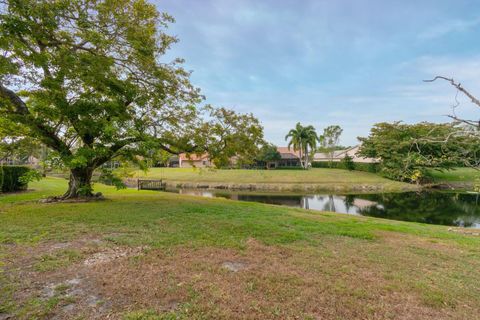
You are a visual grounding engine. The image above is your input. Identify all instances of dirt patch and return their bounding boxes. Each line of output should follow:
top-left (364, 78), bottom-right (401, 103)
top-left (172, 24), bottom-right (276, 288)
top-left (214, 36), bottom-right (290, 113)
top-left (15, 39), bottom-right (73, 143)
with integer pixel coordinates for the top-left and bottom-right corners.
top-left (39, 193), bottom-right (105, 203)
top-left (83, 246), bottom-right (148, 266)
top-left (222, 261), bottom-right (247, 272)
top-left (448, 227), bottom-right (480, 236)
top-left (1, 240), bottom-right (147, 319)
top-left (40, 276), bottom-right (110, 319)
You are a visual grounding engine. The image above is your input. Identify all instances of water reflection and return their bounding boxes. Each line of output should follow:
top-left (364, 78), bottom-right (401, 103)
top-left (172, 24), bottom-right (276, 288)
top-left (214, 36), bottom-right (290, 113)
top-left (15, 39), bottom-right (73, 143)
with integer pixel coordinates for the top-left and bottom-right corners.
top-left (176, 189), bottom-right (480, 228)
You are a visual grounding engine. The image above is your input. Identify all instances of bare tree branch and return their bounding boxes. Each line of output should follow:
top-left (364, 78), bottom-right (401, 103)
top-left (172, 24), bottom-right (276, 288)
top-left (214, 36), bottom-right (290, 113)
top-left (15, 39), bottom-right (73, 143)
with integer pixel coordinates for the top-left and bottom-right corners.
top-left (424, 76), bottom-right (480, 108)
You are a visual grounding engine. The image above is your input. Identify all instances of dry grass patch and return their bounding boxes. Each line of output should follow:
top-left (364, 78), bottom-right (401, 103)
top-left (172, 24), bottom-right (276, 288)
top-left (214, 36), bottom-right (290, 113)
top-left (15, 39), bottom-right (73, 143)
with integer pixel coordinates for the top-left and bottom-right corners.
top-left (1, 233), bottom-right (480, 319)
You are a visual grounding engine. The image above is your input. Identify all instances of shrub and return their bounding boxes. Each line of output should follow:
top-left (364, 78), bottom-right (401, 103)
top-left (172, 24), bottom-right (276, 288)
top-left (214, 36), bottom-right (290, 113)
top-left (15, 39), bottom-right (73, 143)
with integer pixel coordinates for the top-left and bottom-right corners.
top-left (312, 161), bottom-right (379, 173)
top-left (98, 168), bottom-right (127, 190)
top-left (342, 155), bottom-right (355, 171)
top-left (0, 166), bottom-right (31, 192)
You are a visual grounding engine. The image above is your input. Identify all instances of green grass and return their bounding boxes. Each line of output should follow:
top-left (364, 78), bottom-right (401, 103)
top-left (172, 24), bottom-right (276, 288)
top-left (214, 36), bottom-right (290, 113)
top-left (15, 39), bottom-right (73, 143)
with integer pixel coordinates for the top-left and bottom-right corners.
top-left (34, 249), bottom-right (83, 272)
top-left (0, 178), bottom-right (473, 246)
top-left (130, 167), bottom-right (414, 191)
top-left (428, 167), bottom-right (480, 183)
top-left (1, 178), bottom-right (480, 319)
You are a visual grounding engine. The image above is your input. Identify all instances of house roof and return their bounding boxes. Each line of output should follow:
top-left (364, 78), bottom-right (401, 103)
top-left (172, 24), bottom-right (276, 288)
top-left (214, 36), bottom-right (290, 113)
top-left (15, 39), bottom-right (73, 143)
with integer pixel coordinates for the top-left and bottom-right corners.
top-left (313, 145), bottom-right (378, 163)
top-left (277, 147), bottom-right (301, 159)
top-left (314, 150), bottom-right (346, 159)
top-left (179, 153), bottom-right (209, 161)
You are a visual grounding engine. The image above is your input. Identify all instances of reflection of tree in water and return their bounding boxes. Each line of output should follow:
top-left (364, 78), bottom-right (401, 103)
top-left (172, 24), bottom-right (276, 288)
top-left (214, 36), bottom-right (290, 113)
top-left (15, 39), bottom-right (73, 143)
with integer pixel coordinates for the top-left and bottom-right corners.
top-left (325, 195), bottom-right (337, 212)
top-left (344, 195), bottom-right (355, 212)
top-left (237, 194), bottom-right (303, 207)
top-left (301, 197), bottom-right (309, 209)
top-left (353, 192), bottom-right (480, 227)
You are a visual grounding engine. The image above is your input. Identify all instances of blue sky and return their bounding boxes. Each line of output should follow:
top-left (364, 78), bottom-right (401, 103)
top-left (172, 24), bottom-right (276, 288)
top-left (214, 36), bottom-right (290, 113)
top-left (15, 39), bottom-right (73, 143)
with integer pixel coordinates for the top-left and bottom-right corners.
top-left (156, 0), bottom-right (480, 146)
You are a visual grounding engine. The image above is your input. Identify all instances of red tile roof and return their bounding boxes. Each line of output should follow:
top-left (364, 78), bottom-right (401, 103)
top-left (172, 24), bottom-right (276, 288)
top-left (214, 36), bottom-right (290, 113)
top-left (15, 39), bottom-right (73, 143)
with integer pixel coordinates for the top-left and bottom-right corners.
top-left (277, 147), bottom-right (301, 158)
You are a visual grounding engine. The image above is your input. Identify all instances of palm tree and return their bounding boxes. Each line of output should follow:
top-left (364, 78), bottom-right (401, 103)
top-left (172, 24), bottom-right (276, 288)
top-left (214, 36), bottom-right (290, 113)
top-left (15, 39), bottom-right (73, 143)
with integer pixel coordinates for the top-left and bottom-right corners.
top-left (285, 122), bottom-right (305, 168)
top-left (285, 123), bottom-right (318, 169)
top-left (302, 125), bottom-right (318, 168)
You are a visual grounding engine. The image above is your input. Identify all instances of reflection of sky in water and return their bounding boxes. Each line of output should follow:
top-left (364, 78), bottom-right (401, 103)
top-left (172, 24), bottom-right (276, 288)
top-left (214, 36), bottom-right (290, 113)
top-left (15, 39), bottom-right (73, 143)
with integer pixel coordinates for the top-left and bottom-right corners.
top-left (298, 195), bottom-right (383, 214)
top-left (172, 189), bottom-right (480, 229)
top-left (179, 190), bottom-right (215, 198)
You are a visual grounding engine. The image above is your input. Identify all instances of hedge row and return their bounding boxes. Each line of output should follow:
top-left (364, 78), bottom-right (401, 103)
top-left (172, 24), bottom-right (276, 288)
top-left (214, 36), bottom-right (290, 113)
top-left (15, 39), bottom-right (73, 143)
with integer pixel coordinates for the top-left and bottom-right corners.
top-left (0, 166), bottom-right (30, 192)
top-left (311, 161), bottom-right (380, 173)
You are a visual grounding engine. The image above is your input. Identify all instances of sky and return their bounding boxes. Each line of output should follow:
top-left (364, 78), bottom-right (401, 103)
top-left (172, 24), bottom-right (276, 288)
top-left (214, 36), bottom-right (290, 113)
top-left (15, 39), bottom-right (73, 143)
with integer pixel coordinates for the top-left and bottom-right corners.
top-left (155, 0), bottom-right (480, 146)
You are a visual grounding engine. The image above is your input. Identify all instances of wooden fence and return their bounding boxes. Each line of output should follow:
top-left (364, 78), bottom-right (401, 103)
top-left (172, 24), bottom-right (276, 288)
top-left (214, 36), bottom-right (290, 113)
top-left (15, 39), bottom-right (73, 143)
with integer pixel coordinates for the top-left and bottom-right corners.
top-left (137, 179), bottom-right (165, 191)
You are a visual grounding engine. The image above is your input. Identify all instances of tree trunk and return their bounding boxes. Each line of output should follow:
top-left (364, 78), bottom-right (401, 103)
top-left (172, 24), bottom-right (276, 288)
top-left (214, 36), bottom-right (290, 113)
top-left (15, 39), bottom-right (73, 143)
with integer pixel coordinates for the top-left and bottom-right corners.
top-left (299, 145), bottom-right (304, 169)
top-left (305, 146), bottom-right (309, 169)
top-left (62, 167), bottom-right (95, 199)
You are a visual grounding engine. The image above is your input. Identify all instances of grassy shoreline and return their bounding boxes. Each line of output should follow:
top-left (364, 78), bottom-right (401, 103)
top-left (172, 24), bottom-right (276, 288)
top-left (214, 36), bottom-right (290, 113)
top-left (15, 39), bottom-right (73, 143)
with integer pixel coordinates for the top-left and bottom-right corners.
top-left (1, 178), bottom-right (479, 319)
top-left (130, 168), bottom-right (419, 192)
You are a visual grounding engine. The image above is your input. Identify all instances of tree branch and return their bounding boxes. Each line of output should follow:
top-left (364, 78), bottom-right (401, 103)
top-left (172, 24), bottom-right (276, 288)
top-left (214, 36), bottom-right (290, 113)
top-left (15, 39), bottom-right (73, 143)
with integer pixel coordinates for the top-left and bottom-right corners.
top-left (0, 83), bottom-right (29, 115)
top-left (0, 83), bottom-right (72, 157)
top-left (424, 76), bottom-right (480, 108)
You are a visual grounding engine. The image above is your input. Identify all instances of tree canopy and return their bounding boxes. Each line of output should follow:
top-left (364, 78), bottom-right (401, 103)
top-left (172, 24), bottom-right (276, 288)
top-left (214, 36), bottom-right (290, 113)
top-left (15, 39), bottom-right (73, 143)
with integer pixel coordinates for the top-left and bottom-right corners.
top-left (358, 122), bottom-right (480, 183)
top-left (0, 0), bottom-right (263, 198)
top-left (255, 143), bottom-right (281, 166)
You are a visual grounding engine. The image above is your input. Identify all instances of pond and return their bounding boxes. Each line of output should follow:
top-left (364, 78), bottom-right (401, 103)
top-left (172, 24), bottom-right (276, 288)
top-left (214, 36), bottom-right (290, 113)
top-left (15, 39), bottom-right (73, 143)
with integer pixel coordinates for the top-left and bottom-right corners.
top-left (171, 189), bottom-right (480, 228)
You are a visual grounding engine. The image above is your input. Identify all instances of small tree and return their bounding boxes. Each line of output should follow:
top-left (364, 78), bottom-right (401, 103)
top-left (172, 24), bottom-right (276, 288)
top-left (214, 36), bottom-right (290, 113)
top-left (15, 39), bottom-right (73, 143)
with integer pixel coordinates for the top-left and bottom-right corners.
top-left (256, 143), bottom-right (281, 168)
top-left (342, 154), bottom-right (355, 171)
top-left (319, 125), bottom-right (343, 166)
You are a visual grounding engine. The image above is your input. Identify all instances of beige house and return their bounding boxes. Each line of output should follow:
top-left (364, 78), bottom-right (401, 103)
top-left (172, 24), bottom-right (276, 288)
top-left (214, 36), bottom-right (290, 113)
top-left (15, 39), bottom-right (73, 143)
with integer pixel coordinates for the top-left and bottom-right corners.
top-left (178, 153), bottom-right (212, 168)
top-left (313, 145), bottom-right (377, 163)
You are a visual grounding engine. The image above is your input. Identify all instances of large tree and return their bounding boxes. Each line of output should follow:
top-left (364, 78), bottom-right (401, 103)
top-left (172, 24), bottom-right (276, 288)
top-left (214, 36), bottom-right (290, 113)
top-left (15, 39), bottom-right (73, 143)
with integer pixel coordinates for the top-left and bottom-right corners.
top-left (358, 122), bottom-right (479, 183)
top-left (0, 0), bottom-right (262, 198)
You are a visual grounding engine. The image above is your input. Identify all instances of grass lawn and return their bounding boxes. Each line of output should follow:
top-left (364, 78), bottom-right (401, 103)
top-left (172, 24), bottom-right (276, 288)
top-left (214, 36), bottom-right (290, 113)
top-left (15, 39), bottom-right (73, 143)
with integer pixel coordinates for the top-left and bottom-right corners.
top-left (428, 167), bottom-right (480, 183)
top-left (1, 178), bottom-right (480, 319)
top-left (131, 167), bottom-right (415, 192)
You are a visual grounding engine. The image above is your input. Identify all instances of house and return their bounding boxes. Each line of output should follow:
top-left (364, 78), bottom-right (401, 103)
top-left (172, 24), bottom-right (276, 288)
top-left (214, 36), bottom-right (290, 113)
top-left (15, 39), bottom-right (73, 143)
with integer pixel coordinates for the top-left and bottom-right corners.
top-left (313, 145), bottom-right (377, 163)
top-left (266, 147), bottom-right (302, 169)
top-left (178, 153), bottom-right (212, 168)
top-left (167, 155), bottom-right (179, 167)
top-left (0, 155), bottom-right (40, 167)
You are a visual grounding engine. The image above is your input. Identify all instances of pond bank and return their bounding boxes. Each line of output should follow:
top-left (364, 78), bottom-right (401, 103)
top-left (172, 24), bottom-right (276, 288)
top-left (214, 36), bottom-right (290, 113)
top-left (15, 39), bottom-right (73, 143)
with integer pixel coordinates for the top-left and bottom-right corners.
top-left (165, 181), bottom-right (422, 192)
top-left (426, 181), bottom-right (473, 191)
top-left (123, 178), bottom-right (420, 193)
